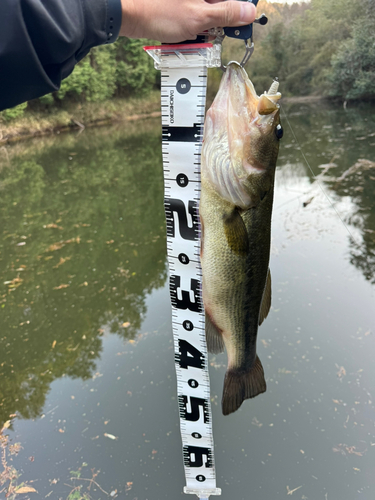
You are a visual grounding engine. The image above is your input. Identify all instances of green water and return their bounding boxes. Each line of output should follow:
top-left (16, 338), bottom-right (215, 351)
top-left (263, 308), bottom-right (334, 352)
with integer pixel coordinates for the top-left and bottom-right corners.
top-left (0, 101), bottom-right (374, 500)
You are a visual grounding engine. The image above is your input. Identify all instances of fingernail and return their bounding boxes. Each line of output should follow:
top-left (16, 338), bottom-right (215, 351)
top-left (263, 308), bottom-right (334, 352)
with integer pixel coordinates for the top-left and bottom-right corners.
top-left (239, 3), bottom-right (256, 24)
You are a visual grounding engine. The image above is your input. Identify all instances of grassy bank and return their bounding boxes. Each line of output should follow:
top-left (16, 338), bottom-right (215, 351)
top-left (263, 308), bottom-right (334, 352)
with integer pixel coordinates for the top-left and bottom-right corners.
top-left (0, 78), bottom-right (331, 146)
top-left (0, 91), bottom-right (161, 145)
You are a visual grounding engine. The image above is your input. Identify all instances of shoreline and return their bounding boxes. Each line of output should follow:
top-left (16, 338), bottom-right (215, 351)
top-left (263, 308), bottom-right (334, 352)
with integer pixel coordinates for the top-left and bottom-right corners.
top-left (0, 92), bottom-right (161, 145)
top-left (0, 93), bottom-right (350, 146)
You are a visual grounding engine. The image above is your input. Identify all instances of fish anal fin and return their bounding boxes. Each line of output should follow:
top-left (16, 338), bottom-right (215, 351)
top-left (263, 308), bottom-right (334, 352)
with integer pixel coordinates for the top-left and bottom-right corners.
top-left (223, 208), bottom-right (249, 256)
top-left (258, 269), bottom-right (272, 326)
top-left (205, 313), bottom-right (225, 354)
top-left (222, 355), bottom-right (266, 416)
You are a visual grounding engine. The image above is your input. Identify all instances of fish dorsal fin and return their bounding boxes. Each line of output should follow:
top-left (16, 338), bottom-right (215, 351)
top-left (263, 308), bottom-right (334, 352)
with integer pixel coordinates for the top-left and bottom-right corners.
top-left (223, 208), bottom-right (249, 256)
top-left (259, 269), bottom-right (272, 326)
top-left (205, 313), bottom-right (225, 354)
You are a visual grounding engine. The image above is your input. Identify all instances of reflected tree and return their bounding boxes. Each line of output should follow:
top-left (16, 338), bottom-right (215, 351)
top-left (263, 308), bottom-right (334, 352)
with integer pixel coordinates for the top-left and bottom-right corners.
top-left (0, 123), bottom-right (167, 424)
top-left (279, 100), bottom-right (375, 284)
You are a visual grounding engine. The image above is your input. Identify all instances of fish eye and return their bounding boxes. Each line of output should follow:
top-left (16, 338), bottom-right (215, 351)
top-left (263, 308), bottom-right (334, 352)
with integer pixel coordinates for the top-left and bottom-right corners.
top-left (275, 124), bottom-right (283, 140)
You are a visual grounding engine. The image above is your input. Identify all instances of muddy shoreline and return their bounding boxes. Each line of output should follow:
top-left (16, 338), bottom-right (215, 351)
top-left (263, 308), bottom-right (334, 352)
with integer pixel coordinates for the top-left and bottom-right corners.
top-left (0, 93), bottom-right (162, 145)
top-left (0, 94), bottom-right (336, 146)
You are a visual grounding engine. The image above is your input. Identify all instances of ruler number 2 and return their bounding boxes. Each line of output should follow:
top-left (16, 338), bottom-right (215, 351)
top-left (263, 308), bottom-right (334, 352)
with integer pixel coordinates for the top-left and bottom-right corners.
top-left (165, 198), bottom-right (199, 240)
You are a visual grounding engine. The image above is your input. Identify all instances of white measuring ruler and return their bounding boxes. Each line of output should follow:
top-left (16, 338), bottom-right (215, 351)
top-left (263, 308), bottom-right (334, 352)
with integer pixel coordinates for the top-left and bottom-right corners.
top-left (144, 43), bottom-right (222, 499)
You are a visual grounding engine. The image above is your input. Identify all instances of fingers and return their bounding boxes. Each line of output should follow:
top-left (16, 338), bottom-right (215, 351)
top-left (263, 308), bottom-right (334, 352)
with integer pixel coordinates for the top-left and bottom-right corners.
top-left (119, 0), bottom-right (257, 43)
top-left (202, 1), bottom-right (256, 30)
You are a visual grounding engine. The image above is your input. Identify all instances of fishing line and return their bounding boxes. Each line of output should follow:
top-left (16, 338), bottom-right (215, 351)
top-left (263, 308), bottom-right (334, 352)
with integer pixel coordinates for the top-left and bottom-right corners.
top-left (280, 105), bottom-right (361, 248)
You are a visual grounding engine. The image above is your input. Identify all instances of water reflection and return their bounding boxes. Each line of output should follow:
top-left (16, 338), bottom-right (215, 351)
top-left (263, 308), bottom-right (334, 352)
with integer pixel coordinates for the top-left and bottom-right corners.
top-left (0, 102), bottom-right (374, 499)
top-left (0, 122), bottom-right (167, 424)
top-left (280, 100), bottom-right (375, 283)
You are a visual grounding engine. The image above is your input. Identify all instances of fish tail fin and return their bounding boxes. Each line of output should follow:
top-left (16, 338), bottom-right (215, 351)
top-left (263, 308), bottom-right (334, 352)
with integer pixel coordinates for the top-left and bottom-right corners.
top-left (222, 355), bottom-right (266, 416)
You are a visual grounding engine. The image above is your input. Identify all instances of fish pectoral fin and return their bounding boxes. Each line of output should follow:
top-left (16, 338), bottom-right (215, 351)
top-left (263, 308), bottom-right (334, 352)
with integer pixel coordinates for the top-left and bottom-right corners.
top-left (222, 355), bottom-right (266, 416)
top-left (258, 269), bottom-right (272, 326)
top-left (223, 208), bottom-right (249, 256)
top-left (205, 313), bottom-right (225, 354)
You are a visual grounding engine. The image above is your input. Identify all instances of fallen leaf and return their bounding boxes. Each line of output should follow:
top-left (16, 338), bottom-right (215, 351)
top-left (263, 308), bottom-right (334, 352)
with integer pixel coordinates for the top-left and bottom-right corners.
top-left (15, 486), bottom-right (37, 494)
top-left (53, 257), bottom-right (71, 269)
top-left (54, 284), bottom-right (69, 290)
top-left (46, 238), bottom-right (80, 253)
top-left (122, 322), bottom-right (130, 328)
top-left (303, 196), bottom-right (314, 207)
top-left (47, 242), bottom-right (65, 252)
top-left (336, 365), bottom-right (346, 380)
top-left (43, 224), bottom-right (63, 230)
top-left (51, 340), bottom-right (56, 349)
top-left (104, 433), bottom-right (118, 440)
top-left (251, 417), bottom-right (263, 428)
top-left (287, 485), bottom-right (303, 495)
top-left (2, 420), bottom-right (11, 430)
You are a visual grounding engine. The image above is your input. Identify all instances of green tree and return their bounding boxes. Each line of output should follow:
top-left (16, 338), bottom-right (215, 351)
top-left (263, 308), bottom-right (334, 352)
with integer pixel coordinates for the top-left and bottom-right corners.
top-left (115, 38), bottom-right (158, 95)
top-left (329, 7), bottom-right (375, 99)
top-left (56, 45), bottom-right (117, 102)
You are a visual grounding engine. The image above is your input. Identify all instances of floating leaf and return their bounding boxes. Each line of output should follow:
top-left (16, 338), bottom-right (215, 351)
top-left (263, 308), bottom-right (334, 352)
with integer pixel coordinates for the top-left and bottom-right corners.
top-left (43, 224), bottom-right (63, 230)
top-left (15, 486), bottom-right (37, 494)
top-left (104, 433), bottom-right (118, 440)
top-left (53, 257), bottom-right (71, 268)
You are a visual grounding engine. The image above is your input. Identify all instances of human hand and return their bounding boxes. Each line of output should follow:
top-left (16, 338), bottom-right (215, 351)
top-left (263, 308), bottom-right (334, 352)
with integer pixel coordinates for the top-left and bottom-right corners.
top-left (120, 0), bottom-right (257, 42)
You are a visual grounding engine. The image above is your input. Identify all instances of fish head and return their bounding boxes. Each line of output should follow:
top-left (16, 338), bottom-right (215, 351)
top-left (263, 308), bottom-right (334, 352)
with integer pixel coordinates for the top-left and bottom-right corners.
top-left (202, 62), bottom-right (282, 209)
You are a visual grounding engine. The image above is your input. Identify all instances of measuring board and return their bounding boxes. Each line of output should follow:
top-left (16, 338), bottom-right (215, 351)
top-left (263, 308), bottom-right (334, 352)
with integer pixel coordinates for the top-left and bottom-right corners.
top-left (144, 44), bottom-right (221, 498)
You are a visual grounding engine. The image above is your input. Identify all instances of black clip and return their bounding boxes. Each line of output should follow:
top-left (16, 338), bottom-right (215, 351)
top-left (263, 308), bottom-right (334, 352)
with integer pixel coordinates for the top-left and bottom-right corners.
top-left (224, 0), bottom-right (267, 41)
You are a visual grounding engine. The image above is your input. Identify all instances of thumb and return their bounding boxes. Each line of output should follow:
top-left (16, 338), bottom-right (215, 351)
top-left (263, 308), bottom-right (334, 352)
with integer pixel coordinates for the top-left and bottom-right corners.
top-left (209, 1), bottom-right (257, 27)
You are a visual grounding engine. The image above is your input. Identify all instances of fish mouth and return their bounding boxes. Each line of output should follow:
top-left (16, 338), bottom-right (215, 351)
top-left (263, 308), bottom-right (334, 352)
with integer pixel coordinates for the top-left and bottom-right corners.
top-left (209, 62), bottom-right (281, 136)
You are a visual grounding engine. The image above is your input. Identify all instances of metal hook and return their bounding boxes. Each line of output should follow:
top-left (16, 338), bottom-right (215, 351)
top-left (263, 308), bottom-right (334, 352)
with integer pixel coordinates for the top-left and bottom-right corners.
top-left (239, 38), bottom-right (254, 67)
top-left (216, 9), bottom-right (268, 71)
top-left (221, 37), bottom-right (254, 72)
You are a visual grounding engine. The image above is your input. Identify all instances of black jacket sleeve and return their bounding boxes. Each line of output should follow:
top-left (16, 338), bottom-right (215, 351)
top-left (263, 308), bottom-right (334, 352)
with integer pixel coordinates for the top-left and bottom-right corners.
top-left (0, 0), bottom-right (122, 111)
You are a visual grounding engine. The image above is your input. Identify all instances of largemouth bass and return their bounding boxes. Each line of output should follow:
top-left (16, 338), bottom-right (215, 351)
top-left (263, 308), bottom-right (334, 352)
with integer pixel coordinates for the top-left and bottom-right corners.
top-left (200, 62), bottom-right (282, 415)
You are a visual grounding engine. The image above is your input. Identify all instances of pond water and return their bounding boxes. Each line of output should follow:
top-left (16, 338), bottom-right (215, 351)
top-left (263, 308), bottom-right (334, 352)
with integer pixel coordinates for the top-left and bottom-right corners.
top-left (0, 100), bottom-right (374, 500)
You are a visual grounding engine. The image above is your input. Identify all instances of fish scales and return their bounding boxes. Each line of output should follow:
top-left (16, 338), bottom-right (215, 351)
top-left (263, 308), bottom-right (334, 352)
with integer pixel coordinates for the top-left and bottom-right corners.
top-left (200, 62), bottom-right (282, 415)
